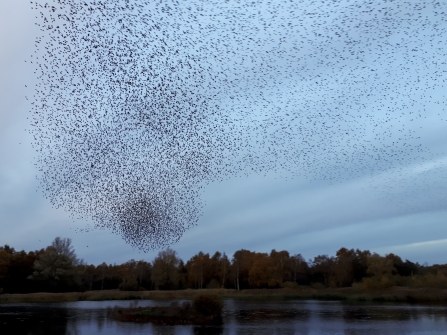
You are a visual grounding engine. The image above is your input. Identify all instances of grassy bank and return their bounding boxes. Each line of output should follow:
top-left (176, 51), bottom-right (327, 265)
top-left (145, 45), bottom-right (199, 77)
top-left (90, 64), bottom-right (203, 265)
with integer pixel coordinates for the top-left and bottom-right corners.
top-left (1, 287), bottom-right (447, 304)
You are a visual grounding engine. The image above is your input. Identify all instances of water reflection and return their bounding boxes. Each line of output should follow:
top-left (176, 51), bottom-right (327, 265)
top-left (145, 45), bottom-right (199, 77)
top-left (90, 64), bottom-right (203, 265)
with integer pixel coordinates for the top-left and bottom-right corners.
top-left (0, 299), bottom-right (446, 335)
top-left (0, 304), bottom-right (73, 335)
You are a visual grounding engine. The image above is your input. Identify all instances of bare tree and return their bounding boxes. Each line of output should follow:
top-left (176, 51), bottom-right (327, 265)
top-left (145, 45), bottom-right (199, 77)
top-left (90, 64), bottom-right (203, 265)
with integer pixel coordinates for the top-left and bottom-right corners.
top-left (51, 237), bottom-right (80, 265)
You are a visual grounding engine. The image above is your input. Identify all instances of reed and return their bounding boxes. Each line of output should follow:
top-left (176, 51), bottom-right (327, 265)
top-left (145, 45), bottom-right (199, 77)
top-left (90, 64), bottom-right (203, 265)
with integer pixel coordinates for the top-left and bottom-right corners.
top-left (1, 287), bottom-right (447, 304)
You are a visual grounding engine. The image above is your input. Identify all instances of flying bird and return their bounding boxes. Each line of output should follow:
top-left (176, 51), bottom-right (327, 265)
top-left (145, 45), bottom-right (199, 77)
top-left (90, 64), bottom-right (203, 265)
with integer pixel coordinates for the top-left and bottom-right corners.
top-left (28, 0), bottom-right (447, 251)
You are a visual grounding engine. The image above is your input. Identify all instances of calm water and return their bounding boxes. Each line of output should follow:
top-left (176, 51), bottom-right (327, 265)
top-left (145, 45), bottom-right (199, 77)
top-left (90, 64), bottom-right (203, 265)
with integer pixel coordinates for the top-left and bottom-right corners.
top-left (0, 299), bottom-right (446, 335)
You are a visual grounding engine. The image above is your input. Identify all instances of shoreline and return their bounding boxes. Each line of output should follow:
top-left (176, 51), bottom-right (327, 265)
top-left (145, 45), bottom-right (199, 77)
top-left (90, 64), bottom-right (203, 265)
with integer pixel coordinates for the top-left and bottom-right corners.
top-left (1, 287), bottom-right (447, 304)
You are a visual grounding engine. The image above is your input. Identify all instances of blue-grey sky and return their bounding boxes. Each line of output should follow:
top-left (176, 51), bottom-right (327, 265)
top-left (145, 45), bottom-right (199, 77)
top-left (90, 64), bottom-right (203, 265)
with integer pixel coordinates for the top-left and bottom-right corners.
top-left (1, 0), bottom-right (446, 265)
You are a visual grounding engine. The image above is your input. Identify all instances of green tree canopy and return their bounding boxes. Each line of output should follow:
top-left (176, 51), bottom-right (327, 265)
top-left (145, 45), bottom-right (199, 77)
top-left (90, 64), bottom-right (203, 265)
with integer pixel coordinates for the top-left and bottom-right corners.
top-left (28, 237), bottom-right (81, 291)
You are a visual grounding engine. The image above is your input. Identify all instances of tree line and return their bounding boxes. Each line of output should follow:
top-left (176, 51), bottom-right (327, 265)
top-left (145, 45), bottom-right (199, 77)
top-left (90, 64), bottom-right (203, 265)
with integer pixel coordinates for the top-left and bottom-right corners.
top-left (0, 237), bottom-right (446, 293)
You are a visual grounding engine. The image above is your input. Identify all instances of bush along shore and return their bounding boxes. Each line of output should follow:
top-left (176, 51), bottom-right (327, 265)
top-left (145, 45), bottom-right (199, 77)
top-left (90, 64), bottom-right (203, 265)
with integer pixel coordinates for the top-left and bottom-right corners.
top-left (1, 287), bottom-right (447, 304)
top-left (111, 294), bottom-right (223, 325)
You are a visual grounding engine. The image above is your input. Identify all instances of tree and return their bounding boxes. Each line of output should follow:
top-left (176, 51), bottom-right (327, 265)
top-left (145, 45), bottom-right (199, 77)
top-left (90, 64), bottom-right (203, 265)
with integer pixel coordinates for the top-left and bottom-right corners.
top-left (270, 249), bottom-right (292, 283)
top-left (248, 253), bottom-right (281, 288)
top-left (231, 249), bottom-right (256, 290)
top-left (290, 253), bottom-right (308, 284)
top-left (214, 252), bottom-right (231, 288)
top-left (51, 237), bottom-right (80, 265)
top-left (311, 255), bottom-right (335, 287)
top-left (352, 249), bottom-right (371, 282)
top-left (0, 245), bottom-right (15, 254)
top-left (28, 237), bottom-right (81, 291)
top-left (0, 249), bottom-right (11, 293)
top-left (82, 264), bottom-right (97, 291)
top-left (0, 245), bottom-right (15, 289)
top-left (7, 250), bottom-right (39, 293)
top-left (178, 260), bottom-right (188, 289)
top-left (334, 248), bottom-right (355, 287)
top-left (367, 253), bottom-right (397, 278)
top-left (114, 259), bottom-right (151, 291)
top-left (96, 262), bottom-right (109, 290)
top-left (101, 263), bottom-right (121, 290)
top-left (118, 260), bottom-right (139, 291)
top-left (151, 248), bottom-right (180, 290)
top-left (395, 259), bottom-right (419, 277)
top-left (186, 252), bottom-right (210, 289)
top-left (136, 260), bottom-right (152, 289)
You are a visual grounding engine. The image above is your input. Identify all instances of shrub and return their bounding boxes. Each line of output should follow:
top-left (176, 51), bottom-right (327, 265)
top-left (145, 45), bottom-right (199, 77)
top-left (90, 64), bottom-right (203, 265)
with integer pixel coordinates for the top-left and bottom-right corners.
top-left (361, 276), bottom-right (395, 289)
top-left (193, 294), bottom-right (223, 317)
top-left (310, 282), bottom-right (325, 289)
top-left (118, 278), bottom-right (139, 291)
top-left (282, 281), bottom-right (299, 289)
top-left (409, 274), bottom-right (447, 289)
top-left (206, 279), bottom-right (220, 289)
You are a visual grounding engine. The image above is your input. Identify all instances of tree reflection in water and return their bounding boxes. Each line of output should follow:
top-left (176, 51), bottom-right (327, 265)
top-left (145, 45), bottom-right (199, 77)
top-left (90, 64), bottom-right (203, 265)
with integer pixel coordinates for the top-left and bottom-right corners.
top-left (0, 304), bottom-right (76, 335)
top-left (0, 300), bottom-right (446, 335)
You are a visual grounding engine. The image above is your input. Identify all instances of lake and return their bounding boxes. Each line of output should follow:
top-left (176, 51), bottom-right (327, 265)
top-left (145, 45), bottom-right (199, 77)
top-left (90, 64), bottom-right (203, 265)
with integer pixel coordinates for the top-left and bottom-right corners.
top-left (0, 299), bottom-right (446, 334)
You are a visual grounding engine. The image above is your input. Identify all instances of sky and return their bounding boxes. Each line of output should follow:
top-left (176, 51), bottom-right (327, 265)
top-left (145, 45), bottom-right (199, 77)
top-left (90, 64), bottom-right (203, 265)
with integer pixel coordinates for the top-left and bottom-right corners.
top-left (1, 0), bottom-right (447, 266)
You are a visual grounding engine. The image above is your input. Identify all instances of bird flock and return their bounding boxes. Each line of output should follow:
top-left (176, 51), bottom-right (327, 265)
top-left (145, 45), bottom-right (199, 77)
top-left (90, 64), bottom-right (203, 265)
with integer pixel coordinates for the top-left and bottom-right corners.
top-left (28, 0), bottom-right (447, 250)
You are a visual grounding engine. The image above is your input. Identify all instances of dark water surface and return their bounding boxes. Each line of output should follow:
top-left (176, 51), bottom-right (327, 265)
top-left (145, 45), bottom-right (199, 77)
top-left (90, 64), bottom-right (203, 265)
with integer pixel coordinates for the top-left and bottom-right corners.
top-left (0, 299), bottom-right (446, 335)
